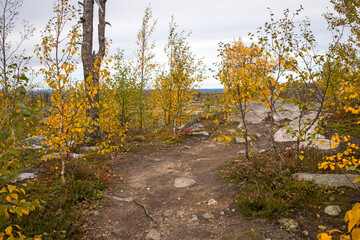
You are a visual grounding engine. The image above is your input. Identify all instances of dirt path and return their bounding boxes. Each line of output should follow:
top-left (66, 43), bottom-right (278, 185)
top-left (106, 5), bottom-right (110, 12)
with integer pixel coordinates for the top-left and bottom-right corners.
top-left (84, 135), bottom-right (296, 240)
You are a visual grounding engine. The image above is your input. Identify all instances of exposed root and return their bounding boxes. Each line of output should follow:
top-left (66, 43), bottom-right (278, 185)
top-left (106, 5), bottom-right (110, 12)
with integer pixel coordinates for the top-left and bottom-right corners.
top-left (133, 198), bottom-right (160, 227)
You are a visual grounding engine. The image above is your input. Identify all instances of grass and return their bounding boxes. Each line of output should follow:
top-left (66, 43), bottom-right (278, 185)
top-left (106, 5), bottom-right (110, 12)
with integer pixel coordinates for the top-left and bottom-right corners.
top-left (326, 110), bottom-right (360, 137)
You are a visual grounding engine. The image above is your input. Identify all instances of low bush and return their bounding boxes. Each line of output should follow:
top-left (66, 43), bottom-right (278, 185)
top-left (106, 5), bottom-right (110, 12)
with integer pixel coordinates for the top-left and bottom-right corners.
top-left (0, 160), bottom-right (113, 239)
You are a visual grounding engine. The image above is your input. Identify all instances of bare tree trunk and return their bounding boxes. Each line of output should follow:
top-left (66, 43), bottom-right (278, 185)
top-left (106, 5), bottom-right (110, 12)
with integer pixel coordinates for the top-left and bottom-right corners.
top-left (81, 0), bottom-right (107, 139)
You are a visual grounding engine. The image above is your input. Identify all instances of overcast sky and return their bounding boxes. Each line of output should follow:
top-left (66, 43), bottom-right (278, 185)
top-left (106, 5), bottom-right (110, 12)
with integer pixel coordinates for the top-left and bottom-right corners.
top-left (18, 0), bottom-right (334, 88)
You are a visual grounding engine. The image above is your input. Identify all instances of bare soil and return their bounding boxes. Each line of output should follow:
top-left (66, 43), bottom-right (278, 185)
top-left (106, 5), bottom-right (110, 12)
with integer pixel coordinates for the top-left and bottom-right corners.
top-left (82, 133), bottom-right (300, 240)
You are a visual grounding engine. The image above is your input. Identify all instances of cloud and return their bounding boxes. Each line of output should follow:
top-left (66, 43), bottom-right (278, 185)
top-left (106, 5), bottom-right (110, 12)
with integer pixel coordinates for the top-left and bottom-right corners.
top-left (17, 0), bottom-right (333, 88)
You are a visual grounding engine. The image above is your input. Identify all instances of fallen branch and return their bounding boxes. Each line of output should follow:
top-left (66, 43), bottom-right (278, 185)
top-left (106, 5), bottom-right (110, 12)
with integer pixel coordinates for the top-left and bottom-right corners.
top-left (133, 198), bottom-right (160, 227)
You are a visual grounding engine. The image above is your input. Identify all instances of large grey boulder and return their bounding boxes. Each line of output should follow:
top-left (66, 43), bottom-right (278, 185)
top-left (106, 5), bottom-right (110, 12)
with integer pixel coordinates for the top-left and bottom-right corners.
top-left (274, 112), bottom-right (336, 150)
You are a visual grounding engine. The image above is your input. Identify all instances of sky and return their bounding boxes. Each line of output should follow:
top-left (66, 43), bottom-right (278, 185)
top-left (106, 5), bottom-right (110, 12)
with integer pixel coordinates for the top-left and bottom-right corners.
top-left (17, 0), bottom-right (334, 89)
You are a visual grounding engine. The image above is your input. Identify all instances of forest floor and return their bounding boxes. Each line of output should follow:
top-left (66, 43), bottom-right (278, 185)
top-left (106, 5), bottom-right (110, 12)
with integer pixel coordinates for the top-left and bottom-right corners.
top-left (82, 132), bottom-right (298, 240)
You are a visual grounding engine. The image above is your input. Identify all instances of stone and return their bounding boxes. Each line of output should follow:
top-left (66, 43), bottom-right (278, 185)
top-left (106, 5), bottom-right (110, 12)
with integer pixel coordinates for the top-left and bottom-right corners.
top-left (174, 178), bottom-right (196, 188)
top-left (16, 172), bottom-right (37, 182)
top-left (278, 218), bottom-right (299, 232)
top-left (273, 109), bottom-right (300, 122)
top-left (70, 153), bottom-right (85, 159)
top-left (176, 211), bottom-right (185, 218)
top-left (237, 150), bottom-right (246, 155)
top-left (235, 136), bottom-right (251, 144)
top-left (192, 131), bottom-right (209, 136)
top-left (220, 211), bottom-right (225, 215)
top-left (20, 135), bottom-right (46, 146)
top-left (302, 230), bottom-right (309, 236)
top-left (324, 205), bottom-right (341, 216)
top-left (274, 112), bottom-right (337, 150)
top-left (207, 199), bottom-right (217, 206)
top-left (42, 152), bottom-right (85, 160)
top-left (274, 112), bottom-right (318, 142)
top-left (292, 173), bottom-right (360, 189)
top-left (108, 196), bottom-right (134, 202)
top-left (80, 146), bottom-right (100, 151)
top-left (202, 213), bottom-right (213, 219)
top-left (188, 123), bottom-right (204, 131)
top-left (188, 215), bottom-right (198, 223)
top-left (145, 229), bottom-right (160, 240)
top-left (163, 209), bottom-right (173, 217)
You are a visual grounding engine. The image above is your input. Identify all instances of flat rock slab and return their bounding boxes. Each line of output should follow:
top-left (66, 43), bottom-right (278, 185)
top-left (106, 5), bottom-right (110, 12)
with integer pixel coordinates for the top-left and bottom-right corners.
top-left (174, 177), bottom-right (196, 188)
top-left (293, 173), bottom-right (360, 188)
top-left (20, 135), bottom-right (46, 145)
top-left (188, 123), bottom-right (204, 131)
top-left (108, 196), bottom-right (134, 202)
top-left (192, 131), bottom-right (209, 136)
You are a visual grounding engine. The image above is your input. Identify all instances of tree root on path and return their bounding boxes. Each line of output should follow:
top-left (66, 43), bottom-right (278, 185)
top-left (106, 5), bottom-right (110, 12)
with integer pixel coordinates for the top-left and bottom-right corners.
top-left (133, 198), bottom-right (160, 227)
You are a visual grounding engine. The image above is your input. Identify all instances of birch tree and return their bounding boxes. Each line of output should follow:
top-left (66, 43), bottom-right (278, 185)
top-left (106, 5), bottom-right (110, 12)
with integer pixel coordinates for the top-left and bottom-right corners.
top-left (134, 4), bottom-right (157, 133)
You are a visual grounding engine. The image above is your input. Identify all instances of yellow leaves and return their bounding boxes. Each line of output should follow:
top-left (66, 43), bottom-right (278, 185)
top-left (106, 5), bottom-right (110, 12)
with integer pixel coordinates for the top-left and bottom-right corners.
top-left (352, 228), bottom-right (360, 240)
top-left (345, 203), bottom-right (360, 233)
top-left (4, 226), bottom-right (12, 235)
top-left (317, 233), bottom-right (332, 240)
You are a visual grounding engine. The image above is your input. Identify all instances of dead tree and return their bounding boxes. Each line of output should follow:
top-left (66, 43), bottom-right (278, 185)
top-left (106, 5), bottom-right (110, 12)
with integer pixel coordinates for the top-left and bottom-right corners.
top-left (81, 0), bottom-right (107, 139)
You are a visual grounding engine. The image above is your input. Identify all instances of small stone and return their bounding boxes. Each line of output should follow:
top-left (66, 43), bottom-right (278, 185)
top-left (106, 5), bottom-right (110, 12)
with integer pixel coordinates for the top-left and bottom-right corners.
top-left (174, 178), bottom-right (196, 188)
top-left (207, 199), bottom-right (217, 205)
top-left (188, 215), bottom-right (198, 223)
top-left (163, 209), bottom-right (173, 217)
top-left (235, 136), bottom-right (251, 144)
top-left (302, 230), bottom-right (309, 236)
top-left (237, 150), bottom-right (246, 155)
top-left (184, 145), bottom-right (191, 149)
top-left (176, 211), bottom-right (185, 218)
top-left (202, 213), bottom-right (213, 219)
top-left (153, 158), bottom-right (161, 162)
top-left (220, 211), bottom-right (225, 215)
top-left (324, 205), bottom-right (341, 216)
top-left (145, 229), bottom-right (160, 240)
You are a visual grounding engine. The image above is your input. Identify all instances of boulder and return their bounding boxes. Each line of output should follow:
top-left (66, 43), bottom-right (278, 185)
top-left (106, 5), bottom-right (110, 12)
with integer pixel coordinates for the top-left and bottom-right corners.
top-left (292, 173), bottom-right (360, 188)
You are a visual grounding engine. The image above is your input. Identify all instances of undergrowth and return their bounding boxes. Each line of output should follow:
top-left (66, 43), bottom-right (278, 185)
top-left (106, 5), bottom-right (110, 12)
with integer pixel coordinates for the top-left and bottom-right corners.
top-left (0, 155), bottom-right (114, 239)
top-left (221, 150), bottom-right (347, 220)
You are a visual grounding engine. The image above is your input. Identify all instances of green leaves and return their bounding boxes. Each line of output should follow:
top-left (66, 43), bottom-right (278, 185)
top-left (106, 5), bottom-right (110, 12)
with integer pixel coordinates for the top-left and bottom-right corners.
top-left (16, 85), bottom-right (26, 95)
top-left (20, 109), bottom-right (30, 117)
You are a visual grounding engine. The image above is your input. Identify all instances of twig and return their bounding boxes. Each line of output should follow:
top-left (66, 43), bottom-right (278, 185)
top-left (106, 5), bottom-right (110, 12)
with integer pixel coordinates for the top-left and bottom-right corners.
top-left (133, 198), bottom-right (160, 227)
